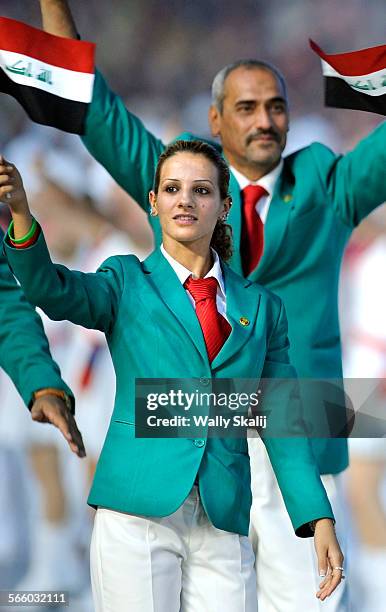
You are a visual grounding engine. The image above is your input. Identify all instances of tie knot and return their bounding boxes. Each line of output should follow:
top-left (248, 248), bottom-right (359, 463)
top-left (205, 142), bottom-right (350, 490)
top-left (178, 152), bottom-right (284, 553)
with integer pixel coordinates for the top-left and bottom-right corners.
top-left (184, 275), bottom-right (218, 303)
top-left (242, 184), bottom-right (268, 210)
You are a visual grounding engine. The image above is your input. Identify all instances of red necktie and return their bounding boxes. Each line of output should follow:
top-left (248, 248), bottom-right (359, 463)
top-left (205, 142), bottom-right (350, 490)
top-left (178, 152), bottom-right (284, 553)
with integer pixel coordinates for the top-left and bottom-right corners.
top-left (184, 275), bottom-right (231, 363)
top-left (241, 184), bottom-right (268, 276)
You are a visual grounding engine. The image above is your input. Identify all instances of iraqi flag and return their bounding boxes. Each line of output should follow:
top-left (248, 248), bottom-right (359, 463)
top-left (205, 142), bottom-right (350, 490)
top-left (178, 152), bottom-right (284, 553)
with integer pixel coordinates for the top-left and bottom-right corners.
top-left (0, 16), bottom-right (95, 134)
top-left (310, 39), bottom-right (386, 116)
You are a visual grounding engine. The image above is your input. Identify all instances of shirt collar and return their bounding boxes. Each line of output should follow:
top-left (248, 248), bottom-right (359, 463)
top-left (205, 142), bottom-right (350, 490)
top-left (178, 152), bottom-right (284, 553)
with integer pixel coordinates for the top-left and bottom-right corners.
top-left (160, 245), bottom-right (226, 298)
top-left (230, 158), bottom-right (284, 195)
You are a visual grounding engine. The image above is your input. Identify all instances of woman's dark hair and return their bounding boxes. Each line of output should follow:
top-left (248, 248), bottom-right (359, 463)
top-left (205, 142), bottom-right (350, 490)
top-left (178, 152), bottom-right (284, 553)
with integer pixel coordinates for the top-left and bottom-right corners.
top-left (153, 140), bottom-right (233, 261)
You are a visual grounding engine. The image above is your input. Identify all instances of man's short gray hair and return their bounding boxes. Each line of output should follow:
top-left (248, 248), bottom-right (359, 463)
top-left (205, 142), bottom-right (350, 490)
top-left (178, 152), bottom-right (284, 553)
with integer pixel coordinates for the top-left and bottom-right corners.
top-left (211, 59), bottom-right (287, 113)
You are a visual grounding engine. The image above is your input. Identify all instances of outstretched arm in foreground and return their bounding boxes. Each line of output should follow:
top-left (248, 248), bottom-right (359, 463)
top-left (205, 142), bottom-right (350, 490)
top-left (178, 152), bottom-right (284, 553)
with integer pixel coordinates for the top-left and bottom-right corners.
top-left (0, 234), bottom-right (84, 456)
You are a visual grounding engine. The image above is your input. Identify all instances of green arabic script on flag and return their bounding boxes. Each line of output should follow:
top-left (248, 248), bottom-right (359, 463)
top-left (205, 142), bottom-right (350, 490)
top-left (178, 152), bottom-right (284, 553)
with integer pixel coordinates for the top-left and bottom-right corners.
top-left (6, 59), bottom-right (53, 85)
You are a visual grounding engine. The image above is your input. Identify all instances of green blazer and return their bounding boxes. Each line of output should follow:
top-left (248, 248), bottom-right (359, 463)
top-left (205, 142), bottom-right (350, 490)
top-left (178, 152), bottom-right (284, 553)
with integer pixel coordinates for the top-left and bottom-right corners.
top-left (79, 70), bottom-right (386, 474)
top-left (4, 232), bottom-right (333, 537)
top-left (0, 228), bottom-right (73, 408)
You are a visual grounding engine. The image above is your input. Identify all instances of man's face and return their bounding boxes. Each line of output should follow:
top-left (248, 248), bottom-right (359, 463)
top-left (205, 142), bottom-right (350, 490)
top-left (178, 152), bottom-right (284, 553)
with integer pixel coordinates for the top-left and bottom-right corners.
top-left (209, 67), bottom-right (289, 178)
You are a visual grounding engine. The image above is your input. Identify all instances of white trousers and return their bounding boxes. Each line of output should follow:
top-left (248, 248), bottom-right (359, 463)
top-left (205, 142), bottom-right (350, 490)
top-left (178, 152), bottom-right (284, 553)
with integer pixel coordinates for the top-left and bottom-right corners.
top-left (90, 486), bottom-right (257, 612)
top-left (248, 436), bottom-right (348, 612)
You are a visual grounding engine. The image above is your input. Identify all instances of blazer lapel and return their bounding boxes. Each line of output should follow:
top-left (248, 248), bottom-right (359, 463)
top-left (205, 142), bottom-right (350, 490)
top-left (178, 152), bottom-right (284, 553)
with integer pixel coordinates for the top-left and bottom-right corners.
top-left (141, 249), bottom-right (209, 363)
top-left (252, 159), bottom-right (295, 282)
top-left (211, 264), bottom-right (261, 370)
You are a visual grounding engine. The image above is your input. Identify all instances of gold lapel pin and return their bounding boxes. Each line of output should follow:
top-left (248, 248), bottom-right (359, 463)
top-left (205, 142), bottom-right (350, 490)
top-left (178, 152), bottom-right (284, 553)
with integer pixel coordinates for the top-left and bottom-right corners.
top-left (239, 317), bottom-right (250, 327)
top-left (283, 194), bottom-right (293, 203)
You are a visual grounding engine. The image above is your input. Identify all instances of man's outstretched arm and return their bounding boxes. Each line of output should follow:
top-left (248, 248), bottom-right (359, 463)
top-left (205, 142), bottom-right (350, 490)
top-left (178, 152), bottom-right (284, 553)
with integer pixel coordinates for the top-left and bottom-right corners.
top-left (0, 239), bottom-right (71, 408)
top-left (309, 122), bottom-right (386, 228)
top-left (0, 237), bottom-right (85, 456)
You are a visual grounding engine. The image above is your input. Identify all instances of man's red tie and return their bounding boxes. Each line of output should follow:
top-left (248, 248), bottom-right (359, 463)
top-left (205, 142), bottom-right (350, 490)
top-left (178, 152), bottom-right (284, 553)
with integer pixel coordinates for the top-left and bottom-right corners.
top-left (241, 184), bottom-right (268, 276)
top-left (184, 275), bottom-right (231, 363)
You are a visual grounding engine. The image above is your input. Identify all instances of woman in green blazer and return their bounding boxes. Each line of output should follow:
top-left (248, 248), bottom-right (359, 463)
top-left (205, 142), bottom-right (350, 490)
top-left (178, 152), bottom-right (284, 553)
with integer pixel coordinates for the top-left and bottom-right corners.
top-left (1, 140), bottom-right (343, 611)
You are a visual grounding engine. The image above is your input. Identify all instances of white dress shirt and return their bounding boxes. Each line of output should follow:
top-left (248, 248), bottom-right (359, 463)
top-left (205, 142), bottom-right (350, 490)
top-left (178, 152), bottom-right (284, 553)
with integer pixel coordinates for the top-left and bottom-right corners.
top-left (160, 245), bottom-right (228, 320)
top-left (230, 159), bottom-right (283, 224)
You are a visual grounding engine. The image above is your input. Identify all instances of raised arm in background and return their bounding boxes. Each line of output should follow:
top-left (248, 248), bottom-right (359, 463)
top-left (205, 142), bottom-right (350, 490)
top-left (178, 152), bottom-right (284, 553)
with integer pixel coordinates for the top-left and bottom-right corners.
top-left (39, 0), bottom-right (166, 211)
top-left (39, 0), bottom-right (77, 38)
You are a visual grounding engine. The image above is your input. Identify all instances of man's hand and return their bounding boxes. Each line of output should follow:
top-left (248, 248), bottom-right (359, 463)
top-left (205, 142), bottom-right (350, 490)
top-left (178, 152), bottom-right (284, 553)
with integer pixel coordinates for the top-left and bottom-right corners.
top-left (39, 0), bottom-right (78, 39)
top-left (31, 394), bottom-right (86, 458)
top-left (314, 518), bottom-right (344, 600)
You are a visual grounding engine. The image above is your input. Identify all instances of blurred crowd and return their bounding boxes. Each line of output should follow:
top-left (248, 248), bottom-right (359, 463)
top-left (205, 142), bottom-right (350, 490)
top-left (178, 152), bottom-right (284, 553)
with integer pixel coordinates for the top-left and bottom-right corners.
top-left (0, 0), bottom-right (385, 611)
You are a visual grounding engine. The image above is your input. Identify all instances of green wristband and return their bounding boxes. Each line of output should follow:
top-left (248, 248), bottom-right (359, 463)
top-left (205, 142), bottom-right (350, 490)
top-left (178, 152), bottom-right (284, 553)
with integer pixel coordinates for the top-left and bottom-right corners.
top-left (8, 217), bottom-right (37, 244)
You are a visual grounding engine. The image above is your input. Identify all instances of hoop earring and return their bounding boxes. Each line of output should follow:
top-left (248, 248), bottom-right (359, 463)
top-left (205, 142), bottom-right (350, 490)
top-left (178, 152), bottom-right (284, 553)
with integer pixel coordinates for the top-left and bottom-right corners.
top-left (149, 208), bottom-right (157, 217)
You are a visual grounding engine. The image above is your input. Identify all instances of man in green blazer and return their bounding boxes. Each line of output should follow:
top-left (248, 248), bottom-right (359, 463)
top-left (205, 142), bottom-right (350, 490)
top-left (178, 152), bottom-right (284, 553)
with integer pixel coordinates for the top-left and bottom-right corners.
top-left (34, 2), bottom-right (386, 609)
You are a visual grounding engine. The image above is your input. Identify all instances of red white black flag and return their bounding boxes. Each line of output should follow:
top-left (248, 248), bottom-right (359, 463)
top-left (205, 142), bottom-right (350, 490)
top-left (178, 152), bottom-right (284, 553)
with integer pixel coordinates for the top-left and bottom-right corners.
top-left (310, 39), bottom-right (386, 116)
top-left (0, 16), bottom-right (95, 134)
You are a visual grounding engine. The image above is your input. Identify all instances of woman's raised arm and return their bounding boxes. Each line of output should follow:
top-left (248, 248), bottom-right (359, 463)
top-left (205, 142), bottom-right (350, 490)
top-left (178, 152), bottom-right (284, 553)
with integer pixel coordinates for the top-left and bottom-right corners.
top-left (1, 158), bottom-right (124, 333)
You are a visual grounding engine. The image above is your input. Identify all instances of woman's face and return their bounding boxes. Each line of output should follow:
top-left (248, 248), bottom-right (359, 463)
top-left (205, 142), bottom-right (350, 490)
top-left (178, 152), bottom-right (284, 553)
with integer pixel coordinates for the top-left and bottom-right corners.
top-left (149, 152), bottom-right (229, 248)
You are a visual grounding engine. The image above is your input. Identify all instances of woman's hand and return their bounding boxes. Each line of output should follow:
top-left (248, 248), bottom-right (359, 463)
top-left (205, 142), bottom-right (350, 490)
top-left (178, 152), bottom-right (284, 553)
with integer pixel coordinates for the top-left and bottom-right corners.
top-left (0, 156), bottom-right (34, 238)
top-left (314, 518), bottom-right (344, 600)
top-left (0, 157), bottom-right (29, 213)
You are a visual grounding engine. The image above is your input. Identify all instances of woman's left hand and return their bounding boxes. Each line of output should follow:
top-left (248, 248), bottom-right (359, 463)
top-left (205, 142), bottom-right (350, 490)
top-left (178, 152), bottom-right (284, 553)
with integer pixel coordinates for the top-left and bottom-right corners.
top-left (0, 156), bottom-right (29, 214)
top-left (314, 518), bottom-right (344, 600)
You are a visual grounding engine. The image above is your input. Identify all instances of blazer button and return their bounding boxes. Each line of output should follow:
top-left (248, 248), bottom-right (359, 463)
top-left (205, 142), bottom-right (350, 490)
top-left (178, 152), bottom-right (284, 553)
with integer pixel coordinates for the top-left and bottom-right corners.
top-left (194, 439), bottom-right (206, 448)
top-left (199, 378), bottom-right (210, 386)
